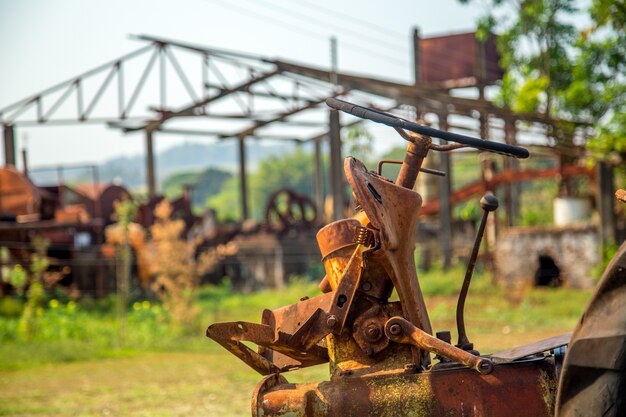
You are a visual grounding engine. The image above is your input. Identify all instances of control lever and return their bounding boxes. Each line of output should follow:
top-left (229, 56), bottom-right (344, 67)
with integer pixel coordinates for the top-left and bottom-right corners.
top-left (456, 193), bottom-right (499, 352)
top-left (385, 316), bottom-right (493, 374)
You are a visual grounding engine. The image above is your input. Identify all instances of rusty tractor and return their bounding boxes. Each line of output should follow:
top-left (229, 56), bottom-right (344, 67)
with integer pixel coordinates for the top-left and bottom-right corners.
top-left (207, 98), bottom-right (626, 417)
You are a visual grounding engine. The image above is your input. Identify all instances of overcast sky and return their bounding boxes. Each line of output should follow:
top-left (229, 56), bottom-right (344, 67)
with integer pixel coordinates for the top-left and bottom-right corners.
top-left (0, 0), bottom-right (579, 169)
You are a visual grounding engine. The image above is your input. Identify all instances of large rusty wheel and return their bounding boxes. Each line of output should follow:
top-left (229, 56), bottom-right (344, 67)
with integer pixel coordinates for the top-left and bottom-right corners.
top-left (264, 188), bottom-right (317, 232)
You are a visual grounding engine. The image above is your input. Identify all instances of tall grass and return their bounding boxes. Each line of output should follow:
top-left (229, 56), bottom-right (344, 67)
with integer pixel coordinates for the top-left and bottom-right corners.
top-left (0, 269), bottom-right (594, 370)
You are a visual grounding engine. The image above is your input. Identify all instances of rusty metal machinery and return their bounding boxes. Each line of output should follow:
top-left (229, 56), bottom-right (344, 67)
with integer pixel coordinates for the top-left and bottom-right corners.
top-left (264, 188), bottom-right (318, 233)
top-left (207, 99), bottom-right (626, 416)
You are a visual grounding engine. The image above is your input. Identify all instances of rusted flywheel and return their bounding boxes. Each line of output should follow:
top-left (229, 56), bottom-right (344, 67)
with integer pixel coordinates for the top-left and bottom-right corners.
top-left (264, 188), bottom-right (317, 233)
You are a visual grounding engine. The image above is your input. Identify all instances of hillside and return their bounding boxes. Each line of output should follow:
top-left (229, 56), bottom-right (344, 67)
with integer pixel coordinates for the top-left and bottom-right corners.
top-left (28, 141), bottom-right (294, 190)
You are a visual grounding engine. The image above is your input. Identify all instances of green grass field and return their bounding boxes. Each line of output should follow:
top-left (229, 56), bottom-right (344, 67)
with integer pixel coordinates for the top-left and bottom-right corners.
top-left (0, 268), bottom-right (594, 417)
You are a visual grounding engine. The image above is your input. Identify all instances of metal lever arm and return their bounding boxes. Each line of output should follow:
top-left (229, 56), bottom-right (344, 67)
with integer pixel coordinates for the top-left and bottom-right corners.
top-left (385, 316), bottom-right (494, 374)
top-left (457, 193), bottom-right (499, 351)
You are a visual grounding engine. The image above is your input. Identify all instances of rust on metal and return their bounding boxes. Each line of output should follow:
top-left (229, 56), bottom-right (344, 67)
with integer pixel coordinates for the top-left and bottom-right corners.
top-left (205, 99), bottom-right (624, 416)
top-left (385, 316), bottom-right (493, 374)
top-left (255, 359), bottom-right (556, 417)
top-left (264, 188), bottom-right (317, 233)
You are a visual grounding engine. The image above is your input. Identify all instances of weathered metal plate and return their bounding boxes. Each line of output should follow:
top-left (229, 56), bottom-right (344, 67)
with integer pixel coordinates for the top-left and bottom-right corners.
top-left (491, 332), bottom-right (572, 362)
top-left (256, 358), bottom-right (557, 417)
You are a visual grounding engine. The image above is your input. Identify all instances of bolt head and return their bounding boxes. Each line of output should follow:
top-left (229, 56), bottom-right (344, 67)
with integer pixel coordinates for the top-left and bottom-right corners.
top-left (326, 315), bottom-right (338, 329)
top-left (364, 324), bottom-right (382, 342)
top-left (388, 323), bottom-right (403, 336)
top-left (477, 359), bottom-right (494, 375)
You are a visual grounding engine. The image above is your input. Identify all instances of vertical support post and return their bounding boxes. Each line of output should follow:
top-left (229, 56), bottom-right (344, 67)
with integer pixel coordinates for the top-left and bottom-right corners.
top-left (475, 37), bottom-right (487, 96)
top-left (57, 166), bottom-right (65, 207)
top-left (3, 124), bottom-right (15, 167)
top-left (92, 165), bottom-right (102, 219)
top-left (479, 113), bottom-right (497, 251)
top-left (503, 119), bottom-right (519, 227)
top-left (238, 135), bottom-right (249, 220)
top-left (330, 37), bottom-right (338, 86)
top-left (21, 148), bottom-right (28, 176)
top-left (117, 61), bottom-right (125, 119)
top-left (314, 137), bottom-right (324, 219)
top-left (438, 113), bottom-right (453, 270)
top-left (329, 109), bottom-right (343, 221)
top-left (145, 129), bottom-right (156, 199)
top-left (597, 162), bottom-right (616, 246)
top-left (159, 44), bottom-right (166, 109)
top-left (328, 36), bottom-right (341, 220)
top-left (479, 112), bottom-right (491, 186)
top-left (413, 27), bottom-right (421, 85)
top-left (273, 244), bottom-right (285, 290)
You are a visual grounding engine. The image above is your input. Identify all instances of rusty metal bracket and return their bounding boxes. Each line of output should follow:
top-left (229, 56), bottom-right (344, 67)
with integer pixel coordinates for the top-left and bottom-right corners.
top-left (206, 321), bottom-right (329, 375)
top-left (346, 156), bottom-right (433, 368)
top-left (377, 159), bottom-right (446, 177)
top-left (290, 240), bottom-right (367, 350)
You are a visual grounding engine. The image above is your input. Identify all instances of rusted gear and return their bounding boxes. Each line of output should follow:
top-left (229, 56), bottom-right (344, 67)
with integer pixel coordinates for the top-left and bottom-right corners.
top-left (264, 188), bottom-right (317, 232)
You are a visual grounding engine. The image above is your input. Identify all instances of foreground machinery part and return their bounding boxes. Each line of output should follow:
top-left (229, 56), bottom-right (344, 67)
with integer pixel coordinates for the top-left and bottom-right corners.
top-left (384, 316), bottom-right (494, 374)
top-left (253, 358), bottom-right (556, 417)
top-left (556, 240), bottom-right (626, 417)
top-left (208, 99), bottom-right (624, 416)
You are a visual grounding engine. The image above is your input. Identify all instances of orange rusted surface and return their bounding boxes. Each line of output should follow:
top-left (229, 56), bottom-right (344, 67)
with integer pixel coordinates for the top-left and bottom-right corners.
top-left (256, 359), bottom-right (556, 417)
top-left (204, 100), bottom-right (602, 416)
top-left (0, 166), bottom-right (44, 217)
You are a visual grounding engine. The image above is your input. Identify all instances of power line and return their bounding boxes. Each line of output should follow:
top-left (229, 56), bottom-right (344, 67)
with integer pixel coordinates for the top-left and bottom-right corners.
top-left (205, 0), bottom-right (410, 68)
top-left (251, 0), bottom-right (497, 79)
top-left (295, 0), bottom-right (409, 41)
top-left (241, 0), bottom-right (409, 56)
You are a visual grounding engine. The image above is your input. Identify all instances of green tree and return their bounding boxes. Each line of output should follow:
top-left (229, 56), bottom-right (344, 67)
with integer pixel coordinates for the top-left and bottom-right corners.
top-left (460, 0), bottom-right (625, 181)
top-left (208, 147), bottom-right (322, 221)
top-left (566, 0), bottom-right (626, 165)
top-left (163, 168), bottom-right (232, 211)
top-left (462, 0), bottom-right (578, 118)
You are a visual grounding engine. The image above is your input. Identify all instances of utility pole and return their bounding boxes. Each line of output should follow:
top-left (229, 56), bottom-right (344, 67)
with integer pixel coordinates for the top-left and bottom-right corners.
top-left (413, 27), bottom-right (421, 85)
top-left (329, 37), bottom-right (343, 220)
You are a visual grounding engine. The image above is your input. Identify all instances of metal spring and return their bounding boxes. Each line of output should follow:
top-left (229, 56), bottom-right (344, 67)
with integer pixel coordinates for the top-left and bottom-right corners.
top-left (354, 226), bottom-right (373, 246)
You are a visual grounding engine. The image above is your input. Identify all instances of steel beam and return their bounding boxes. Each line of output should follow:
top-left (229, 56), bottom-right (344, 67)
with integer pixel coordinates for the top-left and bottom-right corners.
top-left (314, 137), bottom-right (324, 218)
top-left (141, 70), bottom-right (281, 132)
top-left (597, 162), bottom-right (616, 246)
top-left (3, 125), bottom-right (15, 167)
top-left (329, 109), bottom-right (343, 221)
top-left (503, 120), bottom-right (519, 226)
top-left (238, 135), bottom-right (249, 220)
top-left (438, 113), bottom-right (453, 269)
top-left (145, 129), bottom-right (156, 198)
top-left (234, 96), bottom-right (329, 138)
